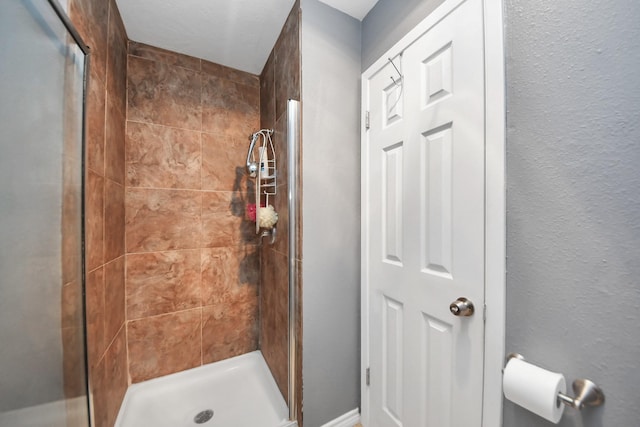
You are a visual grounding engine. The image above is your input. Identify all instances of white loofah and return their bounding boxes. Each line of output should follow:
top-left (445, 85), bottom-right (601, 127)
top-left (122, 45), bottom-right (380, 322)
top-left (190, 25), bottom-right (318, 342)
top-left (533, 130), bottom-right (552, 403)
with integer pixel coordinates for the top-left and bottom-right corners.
top-left (258, 205), bottom-right (278, 229)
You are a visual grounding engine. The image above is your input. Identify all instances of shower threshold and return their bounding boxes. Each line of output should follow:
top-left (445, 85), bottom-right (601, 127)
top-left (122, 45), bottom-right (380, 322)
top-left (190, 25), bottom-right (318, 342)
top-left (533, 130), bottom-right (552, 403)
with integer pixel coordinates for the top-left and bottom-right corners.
top-left (115, 351), bottom-right (296, 427)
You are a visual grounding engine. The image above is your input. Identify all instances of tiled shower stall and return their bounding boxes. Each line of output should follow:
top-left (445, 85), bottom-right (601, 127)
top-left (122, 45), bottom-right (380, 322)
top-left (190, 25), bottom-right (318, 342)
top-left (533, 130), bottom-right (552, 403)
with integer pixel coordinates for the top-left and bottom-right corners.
top-left (69, 0), bottom-right (302, 425)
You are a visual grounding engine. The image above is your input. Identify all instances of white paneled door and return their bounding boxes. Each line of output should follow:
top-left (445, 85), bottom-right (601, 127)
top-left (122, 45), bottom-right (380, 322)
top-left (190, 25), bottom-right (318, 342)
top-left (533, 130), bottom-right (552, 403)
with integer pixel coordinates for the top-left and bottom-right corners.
top-left (362, 0), bottom-right (486, 425)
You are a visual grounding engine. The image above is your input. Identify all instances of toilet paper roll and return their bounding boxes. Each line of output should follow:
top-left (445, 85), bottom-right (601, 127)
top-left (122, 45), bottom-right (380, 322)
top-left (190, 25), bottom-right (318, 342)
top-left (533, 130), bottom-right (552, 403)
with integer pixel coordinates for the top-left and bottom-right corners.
top-left (503, 358), bottom-right (566, 424)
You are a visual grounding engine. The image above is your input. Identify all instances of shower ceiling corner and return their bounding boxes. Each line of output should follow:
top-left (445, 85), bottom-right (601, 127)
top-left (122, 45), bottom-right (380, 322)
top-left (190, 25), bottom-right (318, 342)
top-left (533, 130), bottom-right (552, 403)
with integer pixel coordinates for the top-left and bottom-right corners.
top-left (114, 0), bottom-right (296, 74)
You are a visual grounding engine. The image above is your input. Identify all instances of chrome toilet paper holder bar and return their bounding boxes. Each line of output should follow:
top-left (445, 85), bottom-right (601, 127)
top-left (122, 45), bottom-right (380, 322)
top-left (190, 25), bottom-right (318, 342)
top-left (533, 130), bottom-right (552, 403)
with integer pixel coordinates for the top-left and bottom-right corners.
top-left (506, 353), bottom-right (605, 410)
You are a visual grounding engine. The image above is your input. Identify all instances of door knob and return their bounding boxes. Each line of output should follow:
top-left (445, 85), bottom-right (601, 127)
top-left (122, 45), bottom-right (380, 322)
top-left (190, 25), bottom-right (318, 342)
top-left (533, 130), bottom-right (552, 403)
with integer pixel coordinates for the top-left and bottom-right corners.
top-left (450, 297), bottom-right (474, 317)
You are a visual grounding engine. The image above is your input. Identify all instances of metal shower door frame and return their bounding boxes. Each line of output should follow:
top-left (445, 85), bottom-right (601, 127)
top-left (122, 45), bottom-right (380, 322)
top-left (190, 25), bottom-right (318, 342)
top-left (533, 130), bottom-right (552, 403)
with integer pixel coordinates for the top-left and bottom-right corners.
top-left (287, 99), bottom-right (301, 423)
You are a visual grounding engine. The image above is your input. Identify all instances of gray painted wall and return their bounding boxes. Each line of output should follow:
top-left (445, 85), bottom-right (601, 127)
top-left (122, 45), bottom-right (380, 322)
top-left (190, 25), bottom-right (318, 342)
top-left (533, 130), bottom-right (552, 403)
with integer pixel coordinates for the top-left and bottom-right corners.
top-left (503, 0), bottom-right (640, 426)
top-left (300, 1), bottom-right (362, 425)
top-left (363, 0), bottom-right (640, 425)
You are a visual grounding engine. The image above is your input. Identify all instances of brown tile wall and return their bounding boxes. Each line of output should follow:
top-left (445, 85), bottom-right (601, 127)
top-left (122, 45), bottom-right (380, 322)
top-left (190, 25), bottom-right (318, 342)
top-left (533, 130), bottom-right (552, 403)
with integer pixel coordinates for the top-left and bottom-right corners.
top-left (259, 1), bottom-right (303, 423)
top-left (69, 0), bottom-right (128, 426)
top-left (125, 41), bottom-right (261, 383)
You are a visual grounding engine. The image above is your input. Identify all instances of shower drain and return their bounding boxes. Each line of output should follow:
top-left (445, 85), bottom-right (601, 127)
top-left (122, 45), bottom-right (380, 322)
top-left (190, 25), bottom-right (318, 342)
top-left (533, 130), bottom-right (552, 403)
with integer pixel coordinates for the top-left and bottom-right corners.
top-left (193, 409), bottom-right (214, 424)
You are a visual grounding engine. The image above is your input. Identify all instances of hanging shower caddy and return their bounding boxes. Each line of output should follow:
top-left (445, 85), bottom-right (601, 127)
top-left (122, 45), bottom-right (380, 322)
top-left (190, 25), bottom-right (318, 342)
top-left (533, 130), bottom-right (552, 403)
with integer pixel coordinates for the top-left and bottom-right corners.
top-left (246, 129), bottom-right (277, 242)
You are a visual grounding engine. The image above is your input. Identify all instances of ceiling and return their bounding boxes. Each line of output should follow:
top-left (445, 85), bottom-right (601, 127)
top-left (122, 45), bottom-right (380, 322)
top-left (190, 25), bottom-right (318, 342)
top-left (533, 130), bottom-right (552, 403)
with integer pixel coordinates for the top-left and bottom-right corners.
top-left (115, 0), bottom-right (379, 75)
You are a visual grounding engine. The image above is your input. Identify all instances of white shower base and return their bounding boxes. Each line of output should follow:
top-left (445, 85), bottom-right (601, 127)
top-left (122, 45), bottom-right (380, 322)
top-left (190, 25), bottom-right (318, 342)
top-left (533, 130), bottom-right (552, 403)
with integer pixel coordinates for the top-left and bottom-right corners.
top-left (115, 351), bottom-right (296, 427)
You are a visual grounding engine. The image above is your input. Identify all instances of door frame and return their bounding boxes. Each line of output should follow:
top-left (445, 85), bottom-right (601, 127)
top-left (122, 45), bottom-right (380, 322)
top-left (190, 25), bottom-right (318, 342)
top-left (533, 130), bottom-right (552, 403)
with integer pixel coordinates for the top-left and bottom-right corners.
top-left (360, 0), bottom-right (506, 425)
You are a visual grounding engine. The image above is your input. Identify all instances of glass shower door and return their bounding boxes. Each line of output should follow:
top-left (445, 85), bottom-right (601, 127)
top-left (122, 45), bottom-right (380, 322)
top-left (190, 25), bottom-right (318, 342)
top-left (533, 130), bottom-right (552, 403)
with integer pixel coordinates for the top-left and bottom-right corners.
top-left (0, 1), bottom-right (89, 426)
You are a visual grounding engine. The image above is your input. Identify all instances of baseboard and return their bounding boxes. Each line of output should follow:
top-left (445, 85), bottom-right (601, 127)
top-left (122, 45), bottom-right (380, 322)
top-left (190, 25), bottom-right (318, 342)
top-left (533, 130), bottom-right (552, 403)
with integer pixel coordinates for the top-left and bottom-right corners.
top-left (319, 408), bottom-right (361, 427)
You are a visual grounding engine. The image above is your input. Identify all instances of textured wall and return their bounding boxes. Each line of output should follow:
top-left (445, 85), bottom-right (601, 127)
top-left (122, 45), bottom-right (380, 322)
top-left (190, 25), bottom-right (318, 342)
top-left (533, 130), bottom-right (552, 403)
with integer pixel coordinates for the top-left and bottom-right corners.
top-left (300, 1), bottom-right (362, 425)
top-left (124, 42), bottom-right (261, 383)
top-left (503, 0), bottom-right (640, 425)
top-left (69, 0), bottom-right (129, 425)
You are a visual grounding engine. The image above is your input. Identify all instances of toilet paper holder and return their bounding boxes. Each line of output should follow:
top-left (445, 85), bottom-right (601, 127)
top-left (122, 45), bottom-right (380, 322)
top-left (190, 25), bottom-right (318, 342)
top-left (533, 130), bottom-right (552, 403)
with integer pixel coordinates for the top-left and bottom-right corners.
top-left (506, 353), bottom-right (605, 410)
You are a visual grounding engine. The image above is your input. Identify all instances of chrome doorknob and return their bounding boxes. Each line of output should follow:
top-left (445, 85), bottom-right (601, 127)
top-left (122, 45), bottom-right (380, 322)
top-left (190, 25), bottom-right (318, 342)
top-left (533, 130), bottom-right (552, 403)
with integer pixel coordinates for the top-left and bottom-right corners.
top-left (449, 297), bottom-right (474, 317)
